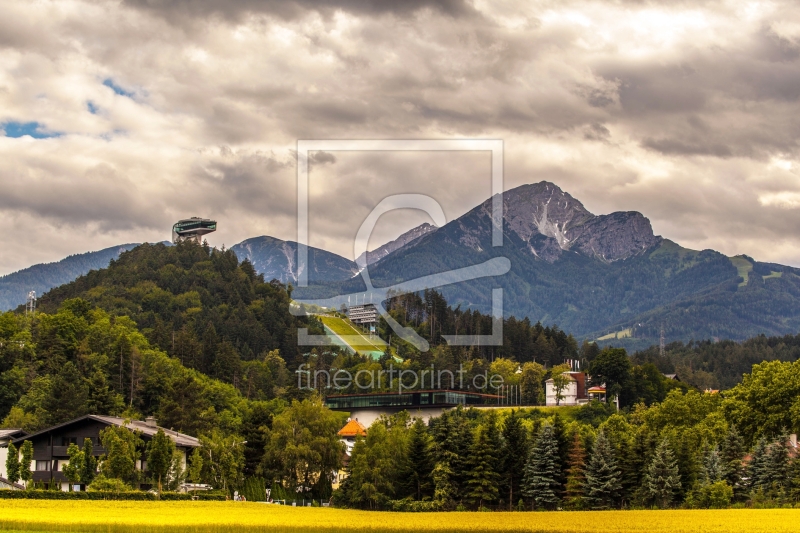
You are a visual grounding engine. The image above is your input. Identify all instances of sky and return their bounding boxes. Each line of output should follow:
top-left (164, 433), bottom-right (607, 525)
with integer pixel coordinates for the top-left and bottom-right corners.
top-left (2, 0), bottom-right (800, 275)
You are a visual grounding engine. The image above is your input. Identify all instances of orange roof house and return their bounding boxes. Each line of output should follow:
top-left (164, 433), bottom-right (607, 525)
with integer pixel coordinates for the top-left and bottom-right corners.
top-left (338, 419), bottom-right (367, 438)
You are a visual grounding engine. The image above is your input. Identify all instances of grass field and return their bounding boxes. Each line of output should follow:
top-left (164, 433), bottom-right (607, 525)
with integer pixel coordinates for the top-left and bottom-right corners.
top-left (597, 328), bottom-right (632, 341)
top-left (729, 256), bottom-right (753, 286)
top-left (319, 315), bottom-right (388, 359)
top-left (0, 501), bottom-right (798, 533)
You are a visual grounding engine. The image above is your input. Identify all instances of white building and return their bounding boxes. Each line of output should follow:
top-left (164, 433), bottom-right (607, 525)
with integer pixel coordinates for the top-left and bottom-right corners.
top-left (545, 372), bottom-right (588, 406)
top-left (0, 428), bottom-right (27, 489)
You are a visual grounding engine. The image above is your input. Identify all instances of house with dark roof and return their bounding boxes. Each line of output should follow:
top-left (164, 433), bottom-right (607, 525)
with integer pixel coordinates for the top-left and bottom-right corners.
top-left (0, 428), bottom-right (27, 483)
top-left (9, 415), bottom-right (200, 491)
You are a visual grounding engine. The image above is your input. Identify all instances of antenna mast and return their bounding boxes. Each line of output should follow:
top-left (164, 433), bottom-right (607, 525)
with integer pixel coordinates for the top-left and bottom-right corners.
top-left (26, 291), bottom-right (36, 317)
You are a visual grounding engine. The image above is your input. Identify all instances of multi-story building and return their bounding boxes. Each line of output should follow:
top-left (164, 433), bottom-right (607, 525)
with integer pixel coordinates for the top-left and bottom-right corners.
top-left (9, 414), bottom-right (200, 491)
top-left (347, 304), bottom-right (378, 325)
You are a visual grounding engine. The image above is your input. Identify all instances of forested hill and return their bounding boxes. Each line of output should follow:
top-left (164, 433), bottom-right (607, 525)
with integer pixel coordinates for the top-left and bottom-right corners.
top-left (0, 243), bottom-right (139, 311)
top-left (38, 241), bottom-right (321, 380)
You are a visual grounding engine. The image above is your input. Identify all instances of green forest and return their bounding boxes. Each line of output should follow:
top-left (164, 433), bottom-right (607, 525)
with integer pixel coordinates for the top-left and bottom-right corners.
top-left (2, 241), bottom-right (800, 508)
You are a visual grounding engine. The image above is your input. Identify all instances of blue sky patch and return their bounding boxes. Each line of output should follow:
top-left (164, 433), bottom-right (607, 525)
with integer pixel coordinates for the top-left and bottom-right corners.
top-left (2, 121), bottom-right (61, 139)
top-left (87, 101), bottom-right (99, 114)
top-left (103, 78), bottom-right (134, 98)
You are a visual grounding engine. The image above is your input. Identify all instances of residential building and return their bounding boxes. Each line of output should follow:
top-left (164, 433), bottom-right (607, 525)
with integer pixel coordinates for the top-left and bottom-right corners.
top-left (545, 372), bottom-right (588, 406)
top-left (10, 414), bottom-right (200, 491)
top-left (337, 418), bottom-right (367, 455)
top-left (0, 428), bottom-right (27, 483)
top-left (331, 418), bottom-right (367, 491)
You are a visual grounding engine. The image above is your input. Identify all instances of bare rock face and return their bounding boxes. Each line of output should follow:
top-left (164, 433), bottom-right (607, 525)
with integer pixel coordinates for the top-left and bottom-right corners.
top-left (495, 182), bottom-right (661, 263)
top-left (571, 211), bottom-right (662, 262)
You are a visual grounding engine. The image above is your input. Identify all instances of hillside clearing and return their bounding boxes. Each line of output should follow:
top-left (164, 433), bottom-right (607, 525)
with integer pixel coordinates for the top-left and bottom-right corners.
top-left (319, 315), bottom-right (387, 359)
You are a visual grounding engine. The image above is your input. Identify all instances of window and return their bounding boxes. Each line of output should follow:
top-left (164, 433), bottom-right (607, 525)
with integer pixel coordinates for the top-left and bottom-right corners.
top-left (61, 437), bottom-right (77, 446)
top-left (35, 460), bottom-right (50, 471)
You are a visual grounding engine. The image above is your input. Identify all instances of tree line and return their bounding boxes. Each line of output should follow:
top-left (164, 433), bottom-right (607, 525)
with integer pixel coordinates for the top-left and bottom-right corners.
top-left (335, 357), bottom-right (800, 510)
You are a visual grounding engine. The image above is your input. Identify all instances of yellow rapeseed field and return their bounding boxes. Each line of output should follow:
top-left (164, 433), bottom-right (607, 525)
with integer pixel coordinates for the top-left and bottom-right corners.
top-left (0, 501), bottom-right (797, 533)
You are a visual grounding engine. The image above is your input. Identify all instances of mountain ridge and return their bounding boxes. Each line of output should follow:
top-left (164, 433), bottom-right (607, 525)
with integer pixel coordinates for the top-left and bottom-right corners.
top-left (0, 244), bottom-right (140, 311)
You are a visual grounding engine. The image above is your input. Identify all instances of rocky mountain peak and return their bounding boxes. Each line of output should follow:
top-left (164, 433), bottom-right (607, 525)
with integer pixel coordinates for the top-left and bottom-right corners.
top-left (478, 181), bottom-right (661, 262)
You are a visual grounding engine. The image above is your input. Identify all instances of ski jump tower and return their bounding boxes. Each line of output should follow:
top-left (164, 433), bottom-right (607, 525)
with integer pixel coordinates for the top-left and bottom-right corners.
top-left (172, 217), bottom-right (217, 244)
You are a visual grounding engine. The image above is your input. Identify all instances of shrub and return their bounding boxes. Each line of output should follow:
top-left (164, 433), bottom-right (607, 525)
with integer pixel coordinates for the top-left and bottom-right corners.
top-left (685, 481), bottom-right (733, 509)
top-left (87, 475), bottom-right (132, 493)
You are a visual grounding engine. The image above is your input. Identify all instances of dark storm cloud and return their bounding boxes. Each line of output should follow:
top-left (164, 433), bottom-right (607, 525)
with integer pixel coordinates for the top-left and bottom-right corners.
top-left (122, 0), bottom-right (476, 23)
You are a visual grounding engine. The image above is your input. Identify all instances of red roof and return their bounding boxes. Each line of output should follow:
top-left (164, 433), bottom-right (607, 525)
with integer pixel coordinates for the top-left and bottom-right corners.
top-left (338, 419), bottom-right (367, 437)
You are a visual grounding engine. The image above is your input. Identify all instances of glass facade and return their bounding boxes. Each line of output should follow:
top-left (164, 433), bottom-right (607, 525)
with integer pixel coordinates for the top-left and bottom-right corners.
top-left (325, 390), bottom-right (495, 411)
top-left (174, 220), bottom-right (217, 233)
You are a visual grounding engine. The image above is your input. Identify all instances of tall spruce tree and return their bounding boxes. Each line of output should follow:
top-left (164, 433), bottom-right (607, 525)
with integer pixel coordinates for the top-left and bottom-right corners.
top-left (584, 431), bottom-right (622, 509)
top-left (720, 425), bottom-right (745, 499)
top-left (551, 413), bottom-right (570, 491)
top-left (500, 410), bottom-right (528, 510)
top-left (401, 418), bottom-right (434, 500)
top-left (521, 424), bottom-right (561, 510)
top-left (762, 436), bottom-right (790, 498)
top-left (746, 437), bottom-right (769, 493)
top-left (620, 428), bottom-right (656, 506)
top-left (701, 446), bottom-right (723, 484)
top-left (563, 431), bottom-right (587, 510)
top-left (789, 451), bottom-right (800, 502)
top-left (465, 425), bottom-right (500, 509)
top-left (645, 439), bottom-right (681, 508)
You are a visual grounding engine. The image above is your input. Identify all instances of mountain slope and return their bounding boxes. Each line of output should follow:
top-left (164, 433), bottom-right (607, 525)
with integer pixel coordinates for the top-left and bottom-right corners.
top-left (297, 181), bottom-right (800, 344)
top-left (231, 236), bottom-right (358, 284)
top-left (356, 223), bottom-right (437, 266)
top-left (0, 244), bottom-right (139, 311)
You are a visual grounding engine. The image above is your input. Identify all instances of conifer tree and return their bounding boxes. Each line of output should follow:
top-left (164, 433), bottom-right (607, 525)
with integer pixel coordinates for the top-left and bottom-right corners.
top-left (702, 446), bottom-right (723, 484)
top-left (80, 438), bottom-right (97, 486)
top-left (762, 436), bottom-right (790, 497)
top-left (500, 410), bottom-right (528, 509)
top-left (620, 428), bottom-right (655, 506)
top-left (484, 410), bottom-right (504, 481)
top-left (563, 431), bottom-right (587, 509)
top-left (584, 431), bottom-right (622, 509)
top-left (789, 452), bottom-right (800, 502)
top-left (746, 437), bottom-right (769, 492)
top-left (5, 442), bottom-right (19, 484)
top-left (720, 425), bottom-right (745, 499)
top-left (432, 454), bottom-right (457, 508)
top-left (521, 424), bottom-right (561, 510)
top-left (645, 439), bottom-right (681, 508)
top-left (551, 413), bottom-right (570, 491)
top-left (465, 425), bottom-right (500, 508)
top-left (401, 418), bottom-right (433, 500)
